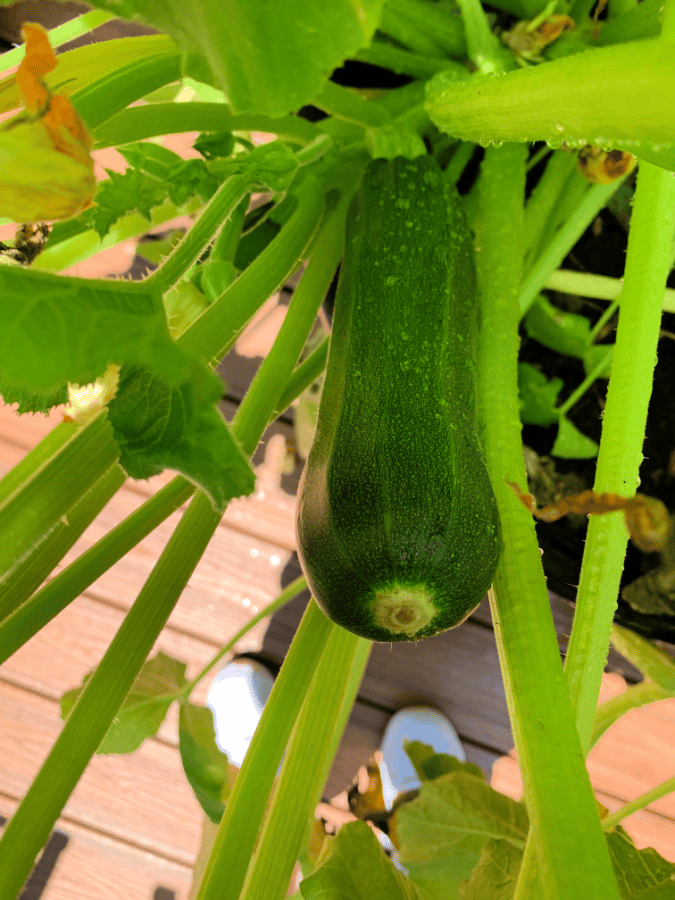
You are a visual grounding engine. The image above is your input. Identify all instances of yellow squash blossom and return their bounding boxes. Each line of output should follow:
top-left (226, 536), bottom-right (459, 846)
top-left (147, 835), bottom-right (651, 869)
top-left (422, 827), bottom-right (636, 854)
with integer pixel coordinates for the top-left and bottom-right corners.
top-left (0, 23), bottom-right (95, 223)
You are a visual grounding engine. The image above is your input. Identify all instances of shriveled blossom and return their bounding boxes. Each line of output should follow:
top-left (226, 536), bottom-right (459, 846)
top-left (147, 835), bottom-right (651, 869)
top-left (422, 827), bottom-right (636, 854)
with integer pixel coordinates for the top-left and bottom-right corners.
top-left (0, 22), bottom-right (95, 223)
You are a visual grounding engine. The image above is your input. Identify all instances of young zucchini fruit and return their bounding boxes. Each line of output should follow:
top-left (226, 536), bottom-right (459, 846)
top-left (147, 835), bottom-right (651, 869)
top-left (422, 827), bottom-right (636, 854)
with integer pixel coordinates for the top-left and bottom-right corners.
top-left (296, 156), bottom-right (501, 642)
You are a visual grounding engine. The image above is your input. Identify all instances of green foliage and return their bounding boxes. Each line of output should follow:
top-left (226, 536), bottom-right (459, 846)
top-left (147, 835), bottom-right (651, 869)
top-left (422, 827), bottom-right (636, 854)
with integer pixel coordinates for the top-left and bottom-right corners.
top-left (2, 3), bottom-right (675, 899)
top-left (76, 0), bottom-right (386, 116)
top-left (517, 363), bottom-right (563, 427)
top-left (300, 821), bottom-right (426, 900)
top-left (606, 827), bottom-right (675, 899)
top-left (394, 770), bottom-right (528, 898)
top-left (0, 265), bottom-right (185, 395)
top-left (551, 414), bottom-right (599, 459)
top-left (458, 839), bottom-right (523, 900)
top-left (179, 702), bottom-right (231, 823)
top-left (107, 363), bottom-right (255, 513)
top-left (60, 651), bottom-right (187, 754)
top-left (404, 741), bottom-right (485, 783)
top-left (92, 142), bottom-right (219, 238)
top-left (524, 295), bottom-right (613, 378)
top-left (0, 381), bottom-right (67, 415)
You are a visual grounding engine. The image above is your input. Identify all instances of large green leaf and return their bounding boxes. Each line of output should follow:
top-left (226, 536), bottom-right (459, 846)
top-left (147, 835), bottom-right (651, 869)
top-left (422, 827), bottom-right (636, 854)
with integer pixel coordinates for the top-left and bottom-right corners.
top-left (458, 839), bottom-right (523, 900)
top-left (61, 651), bottom-right (187, 754)
top-left (301, 820), bottom-right (425, 900)
top-left (607, 826), bottom-right (675, 899)
top-left (0, 265), bottom-right (185, 394)
top-left (394, 772), bottom-right (528, 900)
top-left (74, 0), bottom-right (386, 116)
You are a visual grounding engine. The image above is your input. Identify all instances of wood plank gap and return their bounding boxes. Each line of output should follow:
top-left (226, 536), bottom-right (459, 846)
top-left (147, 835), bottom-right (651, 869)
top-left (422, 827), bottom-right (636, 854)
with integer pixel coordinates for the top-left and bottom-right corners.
top-left (0, 789), bottom-right (194, 871)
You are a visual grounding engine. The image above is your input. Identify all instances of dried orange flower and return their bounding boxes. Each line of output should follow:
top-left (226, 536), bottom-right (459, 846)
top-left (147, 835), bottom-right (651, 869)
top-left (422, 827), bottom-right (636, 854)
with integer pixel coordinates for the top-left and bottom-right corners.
top-left (0, 22), bottom-right (95, 223)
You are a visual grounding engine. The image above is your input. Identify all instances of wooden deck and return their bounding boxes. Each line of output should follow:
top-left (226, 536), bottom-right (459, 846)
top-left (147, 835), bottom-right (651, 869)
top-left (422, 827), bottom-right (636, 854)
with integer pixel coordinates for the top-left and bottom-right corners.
top-left (1, 378), bottom-right (675, 898)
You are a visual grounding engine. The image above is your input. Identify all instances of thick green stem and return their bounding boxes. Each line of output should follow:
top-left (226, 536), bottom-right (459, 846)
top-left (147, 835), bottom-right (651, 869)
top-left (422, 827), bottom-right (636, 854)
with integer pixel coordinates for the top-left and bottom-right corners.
top-left (522, 151), bottom-right (579, 266)
top-left (92, 103), bottom-right (319, 150)
top-left (178, 179), bottom-right (324, 365)
top-left (146, 174), bottom-right (254, 296)
top-left (0, 475), bottom-right (193, 665)
top-left (0, 490), bottom-right (221, 900)
top-left (195, 601), bottom-right (333, 900)
top-left (0, 420), bottom-right (77, 506)
top-left (564, 161), bottom-right (675, 756)
top-left (0, 464), bottom-right (125, 621)
top-left (0, 10), bottom-right (115, 69)
top-left (519, 181), bottom-right (624, 316)
top-left (602, 775), bottom-right (675, 830)
top-left (241, 631), bottom-right (371, 900)
top-left (232, 196), bottom-right (349, 455)
top-left (476, 144), bottom-right (621, 900)
top-left (73, 52), bottom-right (182, 131)
top-left (273, 338), bottom-right (329, 417)
top-left (0, 413), bottom-right (120, 594)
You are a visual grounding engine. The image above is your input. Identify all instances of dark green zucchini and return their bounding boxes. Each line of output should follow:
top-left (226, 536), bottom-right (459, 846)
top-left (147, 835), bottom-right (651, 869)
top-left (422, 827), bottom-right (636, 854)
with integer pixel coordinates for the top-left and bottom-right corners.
top-left (296, 155), bottom-right (501, 642)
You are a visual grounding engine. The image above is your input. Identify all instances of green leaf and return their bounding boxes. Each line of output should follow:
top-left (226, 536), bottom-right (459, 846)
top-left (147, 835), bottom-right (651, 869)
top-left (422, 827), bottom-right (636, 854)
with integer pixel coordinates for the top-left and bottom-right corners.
top-left (606, 826), bottom-right (675, 899)
top-left (610, 624), bottom-right (675, 693)
top-left (404, 741), bottom-right (485, 783)
top-left (117, 141), bottom-right (186, 178)
top-left (78, 0), bottom-right (385, 117)
top-left (551, 416), bottom-right (599, 459)
top-left (517, 363), bottom-right (563, 427)
top-left (583, 344), bottom-right (614, 379)
top-left (179, 702), bottom-right (231, 824)
top-left (0, 380), bottom-right (67, 415)
top-left (524, 295), bottom-right (591, 359)
top-left (394, 773), bottom-right (528, 900)
top-left (300, 820), bottom-right (425, 900)
top-left (166, 158), bottom-right (219, 204)
top-left (93, 168), bottom-right (167, 239)
top-left (366, 124), bottom-right (428, 161)
top-left (93, 142), bottom-right (221, 239)
top-left (163, 279), bottom-right (210, 339)
top-left (458, 838), bottom-right (523, 900)
top-left (193, 131), bottom-right (236, 161)
top-left (0, 266), bottom-right (190, 395)
top-left (107, 362), bottom-right (255, 513)
top-left (60, 651), bottom-right (187, 754)
top-left (236, 142), bottom-right (299, 193)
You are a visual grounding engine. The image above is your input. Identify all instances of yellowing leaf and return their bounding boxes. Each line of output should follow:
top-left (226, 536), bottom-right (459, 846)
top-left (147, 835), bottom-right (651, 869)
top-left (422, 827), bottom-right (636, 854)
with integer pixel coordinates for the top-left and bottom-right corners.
top-left (0, 23), bottom-right (95, 223)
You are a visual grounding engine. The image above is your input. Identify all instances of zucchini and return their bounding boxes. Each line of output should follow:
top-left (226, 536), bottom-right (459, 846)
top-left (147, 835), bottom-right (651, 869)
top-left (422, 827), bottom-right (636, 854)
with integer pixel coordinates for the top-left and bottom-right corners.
top-left (296, 156), bottom-right (501, 642)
